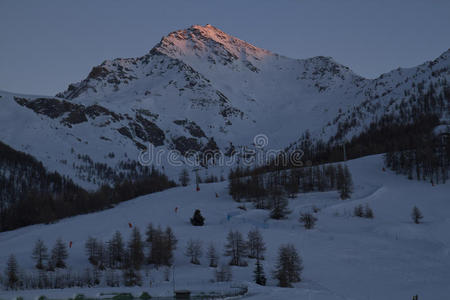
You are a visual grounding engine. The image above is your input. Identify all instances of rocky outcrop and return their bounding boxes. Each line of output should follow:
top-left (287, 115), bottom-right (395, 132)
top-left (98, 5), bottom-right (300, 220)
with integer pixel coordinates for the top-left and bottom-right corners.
top-left (173, 120), bottom-right (206, 138)
top-left (14, 97), bottom-right (121, 127)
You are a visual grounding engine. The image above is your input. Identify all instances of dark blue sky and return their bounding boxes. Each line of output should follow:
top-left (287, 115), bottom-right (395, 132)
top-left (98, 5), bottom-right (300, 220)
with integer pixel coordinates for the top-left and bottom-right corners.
top-left (1, 0), bottom-right (449, 95)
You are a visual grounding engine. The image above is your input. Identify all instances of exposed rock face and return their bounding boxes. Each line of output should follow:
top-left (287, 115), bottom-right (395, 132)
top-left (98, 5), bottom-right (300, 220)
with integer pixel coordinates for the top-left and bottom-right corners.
top-left (133, 114), bottom-right (165, 147)
top-left (0, 26), bottom-right (448, 189)
top-left (173, 120), bottom-right (206, 138)
top-left (13, 96), bottom-right (167, 150)
top-left (13, 97), bottom-right (122, 127)
top-left (85, 105), bottom-right (121, 121)
top-left (118, 126), bottom-right (133, 139)
top-left (14, 97), bottom-right (84, 120)
top-left (172, 136), bottom-right (202, 155)
top-left (53, 25), bottom-right (370, 155)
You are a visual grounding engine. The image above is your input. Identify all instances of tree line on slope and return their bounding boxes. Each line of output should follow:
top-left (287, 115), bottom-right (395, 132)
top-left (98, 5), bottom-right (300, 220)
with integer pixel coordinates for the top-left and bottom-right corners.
top-left (0, 141), bottom-right (176, 232)
top-left (244, 82), bottom-right (448, 184)
top-left (1, 203), bottom-right (426, 291)
top-left (228, 163), bottom-right (353, 219)
top-left (1, 226), bottom-right (303, 290)
top-left (305, 83), bottom-right (449, 183)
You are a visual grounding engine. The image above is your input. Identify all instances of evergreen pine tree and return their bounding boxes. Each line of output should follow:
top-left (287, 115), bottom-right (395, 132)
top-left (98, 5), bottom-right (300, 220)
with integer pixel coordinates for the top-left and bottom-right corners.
top-left (273, 244), bottom-right (303, 287)
top-left (163, 226), bottom-right (177, 266)
top-left (127, 227), bottom-right (145, 270)
top-left (149, 226), bottom-right (163, 266)
top-left (247, 228), bottom-right (266, 259)
top-left (185, 239), bottom-right (203, 265)
top-left (207, 242), bottom-right (219, 268)
top-left (269, 187), bottom-right (290, 219)
top-left (85, 236), bottom-right (98, 266)
top-left (96, 240), bottom-right (106, 270)
top-left (253, 258), bottom-right (266, 286)
top-left (108, 231), bottom-right (125, 269)
top-left (51, 237), bottom-right (68, 269)
top-left (149, 226), bottom-right (177, 267)
top-left (32, 239), bottom-right (48, 270)
top-left (190, 209), bottom-right (205, 226)
top-left (4, 254), bottom-right (20, 290)
top-left (224, 230), bottom-right (248, 266)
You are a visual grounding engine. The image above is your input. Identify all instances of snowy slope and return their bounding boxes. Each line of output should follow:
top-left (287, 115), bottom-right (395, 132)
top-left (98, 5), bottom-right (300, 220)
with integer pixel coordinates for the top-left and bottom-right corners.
top-left (57, 25), bottom-right (368, 148)
top-left (1, 155), bottom-right (449, 300)
top-left (0, 90), bottom-right (146, 189)
top-left (0, 25), bottom-right (448, 188)
top-left (314, 49), bottom-right (450, 143)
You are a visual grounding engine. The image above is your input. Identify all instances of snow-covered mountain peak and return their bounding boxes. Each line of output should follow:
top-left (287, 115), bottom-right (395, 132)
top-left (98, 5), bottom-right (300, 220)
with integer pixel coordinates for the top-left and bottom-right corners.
top-left (57, 24), bottom-right (366, 103)
top-left (19, 26), bottom-right (446, 189)
top-left (152, 24), bottom-right (272, 63)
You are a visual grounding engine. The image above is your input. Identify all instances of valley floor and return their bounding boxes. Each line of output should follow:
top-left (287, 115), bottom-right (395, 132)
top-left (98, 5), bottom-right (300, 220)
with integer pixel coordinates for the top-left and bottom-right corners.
top-left (0, 155), bottom-right (449, 300)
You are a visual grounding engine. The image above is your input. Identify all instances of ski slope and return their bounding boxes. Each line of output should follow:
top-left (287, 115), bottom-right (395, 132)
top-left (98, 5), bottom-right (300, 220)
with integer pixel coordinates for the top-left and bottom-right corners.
top-left (1, 154), bottom-right (449, 300)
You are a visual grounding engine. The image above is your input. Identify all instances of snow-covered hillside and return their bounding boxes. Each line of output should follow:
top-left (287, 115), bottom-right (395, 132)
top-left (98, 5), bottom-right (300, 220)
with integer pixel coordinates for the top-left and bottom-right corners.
top-left (1, 155), bottom-right (449, 300)
top-left (0, 25), bottom-right (448, 188)
top-left (56, 25), bottom-right (369, 148)
top-left (314, 49), bottom-right (450, 144)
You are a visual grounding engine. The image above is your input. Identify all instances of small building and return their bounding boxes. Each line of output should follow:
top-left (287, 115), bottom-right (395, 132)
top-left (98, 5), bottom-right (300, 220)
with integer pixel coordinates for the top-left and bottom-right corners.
top-left (174, 290), bottom-right (191, 299)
